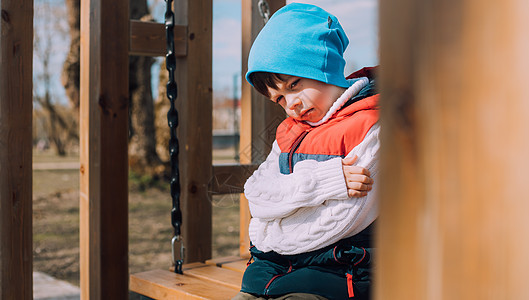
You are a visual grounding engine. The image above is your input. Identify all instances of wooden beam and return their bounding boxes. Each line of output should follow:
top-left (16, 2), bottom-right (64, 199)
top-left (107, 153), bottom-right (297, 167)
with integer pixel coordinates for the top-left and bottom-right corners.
top-left (239, 0), bottom-right (286, 257)
top-left (377, 0), bottom-right (529, 299)
top-left (129, 20), bottom-right (187, 57)
top-left (79, 0), bottom-right (129, 298)
top-left (0, 1), bottom-right (33, 298)
top-left (210, 164), bottom-right (258, 194)
top-left (173, 0), bottom-right (213, 263)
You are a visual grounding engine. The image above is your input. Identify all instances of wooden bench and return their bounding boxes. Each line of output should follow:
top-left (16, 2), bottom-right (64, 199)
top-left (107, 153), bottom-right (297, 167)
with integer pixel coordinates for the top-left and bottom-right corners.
top-left (130, 256), bottom-right (247, 299)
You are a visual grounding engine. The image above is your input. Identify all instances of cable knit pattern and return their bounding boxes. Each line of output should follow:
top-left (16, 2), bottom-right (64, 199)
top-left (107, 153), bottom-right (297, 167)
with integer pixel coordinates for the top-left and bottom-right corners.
top-left (245, 143), bottom-right (349, 220)
top-left (246, 125), bottom-right (379, 254)
top-left (244, 81), bottom-right (380, 255)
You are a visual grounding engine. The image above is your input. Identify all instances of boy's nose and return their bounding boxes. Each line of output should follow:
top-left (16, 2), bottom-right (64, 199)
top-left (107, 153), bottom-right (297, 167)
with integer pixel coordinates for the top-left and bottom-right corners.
top-left (285, 95), bottom-right (302, 111)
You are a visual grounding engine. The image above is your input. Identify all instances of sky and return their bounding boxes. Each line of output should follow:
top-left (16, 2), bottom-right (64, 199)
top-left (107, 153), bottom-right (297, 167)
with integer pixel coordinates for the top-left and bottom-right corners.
top-left (33, 0), bottom-right (69, 104)
top-left (34, 0), bottom-right (378, 103)
top-left (152, 0), bottom-right (378, 98)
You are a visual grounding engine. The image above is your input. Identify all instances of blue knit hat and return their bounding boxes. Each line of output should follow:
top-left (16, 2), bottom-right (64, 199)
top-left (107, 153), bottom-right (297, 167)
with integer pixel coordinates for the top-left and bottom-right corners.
top-left (246, 3), bottom-right (350, 88)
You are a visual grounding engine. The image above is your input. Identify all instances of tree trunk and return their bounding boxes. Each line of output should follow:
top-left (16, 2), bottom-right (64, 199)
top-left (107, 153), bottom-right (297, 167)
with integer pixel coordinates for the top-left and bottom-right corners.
top-left (32, 0), bottom-right (77, 156)
top-left (62, 0), bottom-right (80, 112)
top-left (59, 0), bottom-right (80, 155)
top-left (62, 0), bottom-right (164, 174)
top-left (35, 93), bottom-right (78, 156)
top-left (155, 60), bottom-right (171, 163)
top-left (128, 0), bottom-right (165, 176)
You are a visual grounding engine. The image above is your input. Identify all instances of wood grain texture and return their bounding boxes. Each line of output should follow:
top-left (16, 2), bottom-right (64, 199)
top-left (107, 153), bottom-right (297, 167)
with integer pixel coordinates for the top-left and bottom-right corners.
top-left (129, 21), bottom-right (187, 57)
top-left (80, 0), bottom-right (129, 298)
top-left (183, 263), bottom-right (243, 289)
top-left (377, 0), bottom-right (529, 299)
top-left (130, 268), bottom-right (240, 300)
top-left (205, 256), bottom-right (247, 273)
top-left (130, 260), bottom-right (246, 299)
top-left (239, 0), bottom-right (286, 257)
top-left (0, 0), bottom-right (34, 299)
top-left (216, 260), bottom-right (248, 274)
top-left (210, 164), bottom-right (258, 194)
top-left (205, 255), bottom-right (245, 269)
top-left (173, 0), bottom-right (214, 263)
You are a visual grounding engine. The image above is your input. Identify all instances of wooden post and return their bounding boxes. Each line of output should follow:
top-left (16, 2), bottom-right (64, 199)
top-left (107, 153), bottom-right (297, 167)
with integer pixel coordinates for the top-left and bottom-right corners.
top-left (0, 0), bottom-right (33, 298)
top-left (239, 0), bottom-right (286, 256)
top-left (377, 0), bottom-right (529, 299)
top-left (173, 0), bottom-right (214, 263)
top-left (79, 0), bottom-right (129, 298)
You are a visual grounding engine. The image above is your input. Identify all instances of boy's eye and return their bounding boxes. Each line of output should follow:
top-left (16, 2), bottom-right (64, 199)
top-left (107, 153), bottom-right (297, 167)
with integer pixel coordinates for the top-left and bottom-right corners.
top-left (290, 79), bottom-right (300, 89)
top-left (274, 96), bottom-right (283, 103)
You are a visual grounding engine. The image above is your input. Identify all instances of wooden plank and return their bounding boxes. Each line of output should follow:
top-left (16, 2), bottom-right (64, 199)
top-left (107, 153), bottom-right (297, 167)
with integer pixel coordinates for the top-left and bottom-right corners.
top-left (79, 0), bottom-right (129, 298)
top-left (173, 0), bottom-right (213, 263)
top-left (377, 0), bottom-right (529, 299)
top-left (239, 0), bottom-right (286, 257)
top-left (169, 262), bottom-right (243, 289)
top-left (0, 0), bottom-right (33, 298)
top-left (130, 269), bottom-right (239, 300)
top-left (129, 20), bottom-right (187, 57)
top-left (205, 256), bottom-right (247, 273)
top-left (219, 260), bottom-right (248, 273)
top-left (210, 164), bottom-right (258, 194)
top-left (184, 264), bottom-right (243, 289)
top-left (205, 256), bottom-right (244, 267)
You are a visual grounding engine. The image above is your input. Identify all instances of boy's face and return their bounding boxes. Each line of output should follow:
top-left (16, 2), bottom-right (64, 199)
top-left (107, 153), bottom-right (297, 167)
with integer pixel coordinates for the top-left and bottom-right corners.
top-left (267, 75), bottom-right (346, 123)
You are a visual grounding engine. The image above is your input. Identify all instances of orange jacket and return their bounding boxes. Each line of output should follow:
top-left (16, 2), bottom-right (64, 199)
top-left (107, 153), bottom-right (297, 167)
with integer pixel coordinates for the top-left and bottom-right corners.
top-left (276, 70), bottom-right (378, 174)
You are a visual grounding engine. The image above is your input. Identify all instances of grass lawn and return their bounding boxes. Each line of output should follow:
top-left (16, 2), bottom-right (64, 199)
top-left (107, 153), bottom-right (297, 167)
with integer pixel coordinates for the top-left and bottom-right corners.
top-left (32, 149), bottom-right (240, 287)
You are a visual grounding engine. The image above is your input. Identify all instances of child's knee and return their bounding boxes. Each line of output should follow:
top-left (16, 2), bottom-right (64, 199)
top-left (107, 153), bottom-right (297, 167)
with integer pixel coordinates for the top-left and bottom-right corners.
top-left (241, 259), bottom-right (289, 294)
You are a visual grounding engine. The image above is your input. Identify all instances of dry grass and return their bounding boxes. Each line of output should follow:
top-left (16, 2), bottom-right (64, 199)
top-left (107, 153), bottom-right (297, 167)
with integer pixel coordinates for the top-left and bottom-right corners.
top-left (32, 150), bottom-right (240, 287)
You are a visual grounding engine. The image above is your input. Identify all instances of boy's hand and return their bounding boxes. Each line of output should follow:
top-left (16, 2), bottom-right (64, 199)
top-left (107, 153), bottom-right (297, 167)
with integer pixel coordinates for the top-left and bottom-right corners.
top-left (342, 155), bottom-right (373, 197)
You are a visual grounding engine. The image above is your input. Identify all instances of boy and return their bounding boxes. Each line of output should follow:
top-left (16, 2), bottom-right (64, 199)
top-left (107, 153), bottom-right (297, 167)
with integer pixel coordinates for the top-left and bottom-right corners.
top-left (235, 3), bottom-right (379, 300)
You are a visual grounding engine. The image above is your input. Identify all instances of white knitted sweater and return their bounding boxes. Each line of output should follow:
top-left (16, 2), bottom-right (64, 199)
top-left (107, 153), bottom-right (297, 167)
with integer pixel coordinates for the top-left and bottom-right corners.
top-left (244, 80), bottom-right (380, 255)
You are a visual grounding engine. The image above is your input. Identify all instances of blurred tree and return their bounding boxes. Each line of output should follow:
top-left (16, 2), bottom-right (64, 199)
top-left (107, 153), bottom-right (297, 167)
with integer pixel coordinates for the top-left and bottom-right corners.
top-left (62, 0), bottom-right (80, 113)
top-left (35, 0), bottom-right (77, 156)
top-left (61, 0), bottom-right (165, 175)
top-left (155, 60), bottom-right (171, 163)
top-left (129, 0), bottom-right (165, 177)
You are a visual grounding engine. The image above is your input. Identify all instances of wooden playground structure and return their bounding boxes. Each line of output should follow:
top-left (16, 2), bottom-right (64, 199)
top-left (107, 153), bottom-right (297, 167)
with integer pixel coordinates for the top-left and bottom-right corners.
top-left (2, 0), bottom-right (529, 299)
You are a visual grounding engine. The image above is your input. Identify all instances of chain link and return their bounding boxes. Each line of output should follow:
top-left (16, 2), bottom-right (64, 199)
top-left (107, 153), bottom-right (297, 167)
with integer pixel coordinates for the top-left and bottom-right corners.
top-left (164, 0), bottom-right (184, 274)
top-left (258, 0), bottom-right (270, 24)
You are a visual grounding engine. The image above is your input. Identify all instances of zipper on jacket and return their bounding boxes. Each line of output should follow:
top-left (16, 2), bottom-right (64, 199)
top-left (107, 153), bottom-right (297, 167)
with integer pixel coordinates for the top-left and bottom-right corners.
top-left (346, 273), bottom-right (355, 298)
top-left (288, 130), bottom-right (310, 173)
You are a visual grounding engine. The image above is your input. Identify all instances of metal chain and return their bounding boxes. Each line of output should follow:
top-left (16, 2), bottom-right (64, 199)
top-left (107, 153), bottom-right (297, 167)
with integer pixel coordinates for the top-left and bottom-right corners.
top-left (164, 0), bottom-right (184, 275)
top-left (258, 0), bottom-right (270, 24)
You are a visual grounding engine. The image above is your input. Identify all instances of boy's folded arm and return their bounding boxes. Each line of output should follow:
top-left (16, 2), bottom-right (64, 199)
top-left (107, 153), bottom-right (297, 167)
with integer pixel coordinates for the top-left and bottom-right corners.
top-left (244, 141), bottom-right (349, 220)
top-left (343, 124), bottom-right (380, 176)
top-left (340, 124), bottom-right (379, 201)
